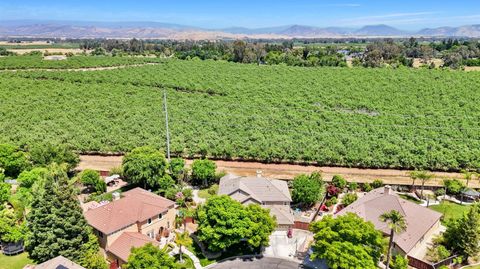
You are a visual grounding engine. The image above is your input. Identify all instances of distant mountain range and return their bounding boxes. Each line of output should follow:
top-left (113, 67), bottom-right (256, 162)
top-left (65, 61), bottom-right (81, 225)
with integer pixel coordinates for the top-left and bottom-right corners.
top-left (0, 20), bottom-right (479, 39)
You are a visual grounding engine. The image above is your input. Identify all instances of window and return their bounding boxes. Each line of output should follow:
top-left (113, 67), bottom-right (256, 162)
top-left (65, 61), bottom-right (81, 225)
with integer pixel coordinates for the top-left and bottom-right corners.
top-left (147, 218), bottom-right (152, 224)
top-left (158, 214), bottom-right (163, 220)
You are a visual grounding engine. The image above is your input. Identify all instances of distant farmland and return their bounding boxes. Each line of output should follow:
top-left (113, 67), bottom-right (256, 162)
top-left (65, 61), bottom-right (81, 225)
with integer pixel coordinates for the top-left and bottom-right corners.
top-left (1, 58), bottom-right (479, 171)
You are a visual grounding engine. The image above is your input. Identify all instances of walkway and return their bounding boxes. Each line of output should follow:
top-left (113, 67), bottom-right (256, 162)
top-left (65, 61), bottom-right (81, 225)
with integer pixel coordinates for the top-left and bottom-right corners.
top-left (169, 243), bottom-right (202, 269)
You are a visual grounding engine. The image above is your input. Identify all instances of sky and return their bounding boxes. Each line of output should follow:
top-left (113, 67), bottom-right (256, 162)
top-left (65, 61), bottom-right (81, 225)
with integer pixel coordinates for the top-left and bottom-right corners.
top-left (1, 0), bottom-right (480, 30)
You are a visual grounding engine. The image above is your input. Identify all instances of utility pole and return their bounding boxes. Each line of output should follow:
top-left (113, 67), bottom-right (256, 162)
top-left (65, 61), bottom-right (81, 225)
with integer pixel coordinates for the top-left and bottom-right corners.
top-left (163, 89), bottom-right (171, 161)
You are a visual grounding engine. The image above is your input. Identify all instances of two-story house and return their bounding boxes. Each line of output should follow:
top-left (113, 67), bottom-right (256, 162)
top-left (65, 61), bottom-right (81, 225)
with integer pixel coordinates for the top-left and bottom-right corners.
top-left (218, 173), bottom-right (294, 230)
top-left (84, 187), bottom-right (176, 268)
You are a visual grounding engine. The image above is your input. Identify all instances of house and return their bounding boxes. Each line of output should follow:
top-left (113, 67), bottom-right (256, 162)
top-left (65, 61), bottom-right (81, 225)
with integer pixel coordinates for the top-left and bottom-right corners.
top-left (31, 256), bottom-right (85, 269)
top-left (336, 186), bottom-right (443, 258)
top-left (218, 173), bottom-right (294, 230)
top-left (84, 187), bottom-right (176, 268)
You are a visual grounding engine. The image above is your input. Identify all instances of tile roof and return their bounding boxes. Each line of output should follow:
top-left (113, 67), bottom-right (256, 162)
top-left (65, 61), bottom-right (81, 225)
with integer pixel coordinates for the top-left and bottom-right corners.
top-left (35, 256), bottom-right (85, 269)
top-left (107, 232), bottom-right (158, 263)
top-left (84, 187), bottom-right (175, 235)
top-left (336, 186), bottom-right (442, 254)
top-left (218, 175), bottom-right (292, 203)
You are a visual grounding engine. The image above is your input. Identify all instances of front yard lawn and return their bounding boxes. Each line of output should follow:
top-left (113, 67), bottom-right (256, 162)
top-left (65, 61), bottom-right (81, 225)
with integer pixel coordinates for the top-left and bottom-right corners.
top-left (430, 201), bottom-right (471, 224)
top-left (0, 253), bottom-right (33, 269)
top-left (197, 184), bottom-right (218, 200)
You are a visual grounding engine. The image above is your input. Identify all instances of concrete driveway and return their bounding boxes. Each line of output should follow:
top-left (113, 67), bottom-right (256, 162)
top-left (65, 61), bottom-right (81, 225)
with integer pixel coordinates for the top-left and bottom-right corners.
top-left (210, 256), bottom-right (303, 269)
top-left (264, 230), bottom-right (313, 259)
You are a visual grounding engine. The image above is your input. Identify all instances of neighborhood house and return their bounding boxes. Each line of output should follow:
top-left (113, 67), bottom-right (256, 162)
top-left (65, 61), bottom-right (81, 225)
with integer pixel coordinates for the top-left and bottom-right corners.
top-left (336, 186), bottom-right (443, 260)
top-left (84, 187), bottom-right (176, 268)
top-left (218, 173), bottom-right (294, 230)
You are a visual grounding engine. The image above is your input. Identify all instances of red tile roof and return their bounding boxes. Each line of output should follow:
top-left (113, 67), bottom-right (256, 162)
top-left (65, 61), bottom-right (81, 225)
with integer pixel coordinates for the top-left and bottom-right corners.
top-left (107, 232), bottom-right (158, 263)
top-left (84, 187), bottom-right (175, 235)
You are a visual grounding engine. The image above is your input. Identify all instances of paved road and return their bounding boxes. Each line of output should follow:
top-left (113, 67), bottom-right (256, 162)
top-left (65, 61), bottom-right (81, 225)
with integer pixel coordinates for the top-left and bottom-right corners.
top-left (209, 257), bottom-right (303, 269)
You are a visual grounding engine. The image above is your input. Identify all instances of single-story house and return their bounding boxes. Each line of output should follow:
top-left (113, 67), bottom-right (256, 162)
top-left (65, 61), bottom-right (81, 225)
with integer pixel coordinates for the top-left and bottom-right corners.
top-left (84, 187), bottom-right (176, 268)
top-left (32, 256), bottom-right (85, 269)
top-left (218, 173), bottom-right (294, 230)
top-left (336, 186), bottom-right (442, 258)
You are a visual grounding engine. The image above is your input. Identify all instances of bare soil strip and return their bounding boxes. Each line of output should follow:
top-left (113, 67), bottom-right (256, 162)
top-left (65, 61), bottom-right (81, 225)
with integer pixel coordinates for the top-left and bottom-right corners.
top-left (78, 155), bottom-right (475, 188)
top-left (0, 62), bottom-right (160, 72)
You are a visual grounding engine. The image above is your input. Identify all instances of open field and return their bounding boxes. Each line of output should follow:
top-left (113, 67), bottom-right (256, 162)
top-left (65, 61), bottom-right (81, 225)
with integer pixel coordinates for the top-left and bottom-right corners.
top-left (1, 58), bottom-right (480, 171)
top-left (8, 48), bottom-right (87, 55)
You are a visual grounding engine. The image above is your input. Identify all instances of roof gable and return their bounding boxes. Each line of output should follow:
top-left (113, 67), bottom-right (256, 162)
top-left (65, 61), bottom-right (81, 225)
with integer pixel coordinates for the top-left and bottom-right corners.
top-left (84, 188), bottom-right (175, 234)
top-left (219, 175), bottom-right (292, 203)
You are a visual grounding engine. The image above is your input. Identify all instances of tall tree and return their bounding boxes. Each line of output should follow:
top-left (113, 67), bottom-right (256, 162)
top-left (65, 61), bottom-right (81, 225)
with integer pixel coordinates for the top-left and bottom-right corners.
top-left (191, 159), bottom-right (216, 187)
top-left (26, 164), bottom-right (92, 263)
top-left (122, 146), bottom-right (169, 189)
top-left (310, 213), bottom-right (384, 269)
top-left (174, 232), bottom-right (192, 263)
top-left (443, 203), bottom-right (480, 260)
top-left (28, 143), bottom-right (79, 171)
top-left (0, 144), bottom-right (30, 178)
top-left (292, 172), bottom-right (324, 206)
top-left (379, 210), bottom-right (407, 269)
top-left (409, 171), bottom-right (433, 199)
top-left (125, 243), bottom-right (176, 269)
top-left (196, 195), bottom-right (275, 252)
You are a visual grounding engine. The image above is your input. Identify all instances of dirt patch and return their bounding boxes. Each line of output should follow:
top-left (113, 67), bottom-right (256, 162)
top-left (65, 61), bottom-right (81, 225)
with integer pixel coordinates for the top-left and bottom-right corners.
top-left (412, 58), bottom-right (444, 68)
top-left (464, 66), bottom-right (480, 72)
top-left (8, 48), bottom-right (88, 55)
top-left (78, 155), bottom-right (472, 187)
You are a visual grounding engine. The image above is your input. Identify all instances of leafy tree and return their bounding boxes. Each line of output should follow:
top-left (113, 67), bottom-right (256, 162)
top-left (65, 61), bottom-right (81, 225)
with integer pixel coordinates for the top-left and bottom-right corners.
top-left (390, 255), bottom-right (408, 269)
top-left (341, 193), bottom-right (358, 206)
top-left (79, 233), bottom-right (108, 269)
top-left (169, 158), bottom-right (185, 181)
top-left (17, 167), bottom-right (48, 188)
top-left (310, 213), bottom-right (384, 269)
top-left (79, 169), bottom-right (106, 193)
top-left (175, 232), bottom-right (192, 263)
top-left (191, 159), bottom-right (216, 187)
top-left (348, 182), bottom-right (358, 191)
top-left (443, 179), bottom-right (465, 195)
top-left (26, 164), bottom-right (92, 263)
top-left (443, 203), bottom-right (480, 259)
top-left (380, 210), bottom-right (407, 269)
top-left (0, 144), bottom-right (30, 178)
top-left (125, 243), bottom-right (176, 269)
top-left (0, 209), bottom-right (27, 243)
top-left (292, 172), bottom-right (324, 205)
top-left (28, 143), bottom-right (79, 171)
top-left (0, 182), bottom-right (11, 208)
top-left (122, 146), bottom-right (169, 189)
top-left (196, 195), bottom-right (275, 252)
top-left (331, 175), bottom-right (347, 189)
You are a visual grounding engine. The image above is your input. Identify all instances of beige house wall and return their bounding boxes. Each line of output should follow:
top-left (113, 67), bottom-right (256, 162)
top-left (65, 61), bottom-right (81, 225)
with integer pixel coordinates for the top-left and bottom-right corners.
top-left (407, 219), bottom-right (442, 256)
top-left (138, 208), bottom-right (176, 238)
top-left (98, 224), bottom-right (138, 249)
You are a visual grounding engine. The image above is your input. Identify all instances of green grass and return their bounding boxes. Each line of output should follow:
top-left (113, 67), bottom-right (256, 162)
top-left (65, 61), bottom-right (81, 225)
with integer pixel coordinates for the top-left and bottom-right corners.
top-left (197, 185), bottom-right (218, 199)
top-left (0, 253), bottom-right (34, 269)
top-left (463, 265), bottom-right (480, 269)
top-left (430, 201), bottom-right (471, 223)
top-left (398, 194), bottom-right (422, 204)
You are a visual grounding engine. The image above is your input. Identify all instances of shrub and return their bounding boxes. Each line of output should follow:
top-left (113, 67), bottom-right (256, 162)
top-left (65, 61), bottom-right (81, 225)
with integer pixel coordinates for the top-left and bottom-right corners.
top-left (327, 185), bottom-right (339, 197)
top-left (79, 169), bottom-right (105, 193)
top-left (342, 193), bottom-right (358, 206)
top-left (362, 183), bottom-right (373, 192)
top-left (348, 182), bottom-right (358, 191)
top-left (442, 179), bottom-right (465, 195)
top-left (427, 245), bottom-right (451, 263)
top-left (292, 172), bottom-right (324, 205)
top-left (325, 197), bottom-right (337, 207)
top-left (207, 184), bottom-right (219, 195)
top-left (434, 188), bottom-right (445, 197)
top-left (371, 179), bottom-right (384, 189)
top-left (331, 175), bottom-right (347, 189)
top-left (109, 166), bottom-right (123, 177)
top-left (390, 255), bottom-right (408, 269)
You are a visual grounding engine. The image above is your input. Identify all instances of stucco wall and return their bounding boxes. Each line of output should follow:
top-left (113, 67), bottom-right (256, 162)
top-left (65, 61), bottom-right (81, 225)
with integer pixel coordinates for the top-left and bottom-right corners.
top-left (138, 208), bottom-right (176, 238)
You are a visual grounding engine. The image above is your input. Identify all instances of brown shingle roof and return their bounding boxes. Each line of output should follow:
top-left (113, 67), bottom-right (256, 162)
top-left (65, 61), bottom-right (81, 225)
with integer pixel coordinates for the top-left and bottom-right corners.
top-left (218, 175), bottom-right (292, 203)
top-left (107, 232), bottom-right (158, 263)
top-left (84, 187), bottom-right (175, 235)
top-left (336, 187), bottom-right (442, 254)
top-left (35, 256), bottom-right (85, 269)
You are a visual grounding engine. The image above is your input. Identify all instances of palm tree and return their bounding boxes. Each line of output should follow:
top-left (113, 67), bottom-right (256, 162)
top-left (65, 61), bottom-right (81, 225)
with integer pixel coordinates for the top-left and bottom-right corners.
top-left (461, 169), bottom-right (474, 188)
top-left (175, 231), bottom-right (193, 263)
top-left (410, 171), bottom-right (433, 199)
top-left (380, 210), bottom-right (407, 269)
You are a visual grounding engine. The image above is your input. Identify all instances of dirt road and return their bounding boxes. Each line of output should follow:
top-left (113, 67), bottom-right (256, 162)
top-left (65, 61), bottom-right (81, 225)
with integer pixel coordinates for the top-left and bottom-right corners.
top-left (78, 155), bottom-right (475, 188)
top-left (0, 62), bottom-right (160, 72)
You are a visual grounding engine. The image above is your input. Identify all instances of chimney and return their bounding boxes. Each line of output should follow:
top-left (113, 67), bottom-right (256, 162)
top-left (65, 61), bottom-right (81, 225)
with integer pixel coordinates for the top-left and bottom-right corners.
top-left (256, 170), bottom-right (263, 178)
top-left (384, 185), bottom-right (392, 195)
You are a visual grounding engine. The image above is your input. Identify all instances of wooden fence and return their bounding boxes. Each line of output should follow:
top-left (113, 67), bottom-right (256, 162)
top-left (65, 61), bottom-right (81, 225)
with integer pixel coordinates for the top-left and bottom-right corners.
top-left (407, 255), bottom-right (457, 269)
